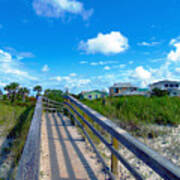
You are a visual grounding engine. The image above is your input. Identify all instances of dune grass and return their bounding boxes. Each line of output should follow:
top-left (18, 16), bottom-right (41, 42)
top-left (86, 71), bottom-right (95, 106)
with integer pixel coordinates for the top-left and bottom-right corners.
top-left (0, 101), bottom-right (35, 179)
top-left (81, 96), bottom-right (180, 137)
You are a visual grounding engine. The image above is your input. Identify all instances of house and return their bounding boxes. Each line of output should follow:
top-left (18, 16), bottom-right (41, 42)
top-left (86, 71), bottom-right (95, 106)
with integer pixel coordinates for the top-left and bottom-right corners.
top-left (109, 83), bottom-right (138, 96)
top-left (80, 90), bottom-right (108, 100)
top-left (149, 80), bottom-right (180, 96)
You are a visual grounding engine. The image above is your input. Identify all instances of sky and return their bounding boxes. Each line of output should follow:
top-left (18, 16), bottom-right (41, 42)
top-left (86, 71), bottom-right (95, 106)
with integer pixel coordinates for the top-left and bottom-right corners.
top-left (1, 0), bottom-right (180, 93)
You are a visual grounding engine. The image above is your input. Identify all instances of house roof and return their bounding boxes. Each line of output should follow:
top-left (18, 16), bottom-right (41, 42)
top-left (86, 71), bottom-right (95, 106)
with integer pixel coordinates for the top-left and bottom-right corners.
top-left (149, 80), bottom-right (180, 87)
top-left (110, 82), bottom-right (136, 88)
top-left (81, 90), bottom-right (108, 96)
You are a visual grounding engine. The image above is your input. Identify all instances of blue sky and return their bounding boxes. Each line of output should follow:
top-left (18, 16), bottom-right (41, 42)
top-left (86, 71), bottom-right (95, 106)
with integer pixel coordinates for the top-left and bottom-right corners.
top-left (1, 0), bottom-right (180, 93)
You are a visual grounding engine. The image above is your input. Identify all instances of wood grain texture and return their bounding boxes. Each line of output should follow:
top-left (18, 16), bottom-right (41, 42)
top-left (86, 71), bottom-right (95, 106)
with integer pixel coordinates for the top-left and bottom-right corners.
top-left (16, 96), bottom-right (42, 180)
top-left (65, 95), bottom-right (180, 180)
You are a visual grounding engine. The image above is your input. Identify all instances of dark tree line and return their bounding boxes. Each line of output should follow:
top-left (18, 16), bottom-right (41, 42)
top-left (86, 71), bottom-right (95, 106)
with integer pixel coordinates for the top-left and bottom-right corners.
top-left (0, 82), bottom-right (64, 103)
top-left (0, 82), bottom-right (43, 103)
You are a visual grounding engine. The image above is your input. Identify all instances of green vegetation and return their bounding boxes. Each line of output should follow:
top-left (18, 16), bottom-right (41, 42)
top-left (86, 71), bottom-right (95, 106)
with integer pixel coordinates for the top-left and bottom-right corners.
top-left (151, 88), bottom-right (169, 97)
top-left (44, 89), bottom-right (64, 102)
top-left (0, 101), bottom-right (34, 179)
top-left (0, 82), bottom-right (37, 179)
top-left (81, 96), bottom-right (180, 136)
top-left (33, 85), bottom-right (42, 98)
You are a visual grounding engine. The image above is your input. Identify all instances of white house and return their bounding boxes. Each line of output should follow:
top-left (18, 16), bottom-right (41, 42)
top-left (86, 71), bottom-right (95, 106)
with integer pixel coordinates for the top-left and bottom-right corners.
top-left (149, 80), bottom-right (180, 96)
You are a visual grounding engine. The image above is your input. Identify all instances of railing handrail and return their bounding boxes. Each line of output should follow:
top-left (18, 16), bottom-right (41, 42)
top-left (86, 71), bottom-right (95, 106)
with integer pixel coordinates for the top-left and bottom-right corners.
top-left (65, 95), bottom-right (180, 180)
top-left (16, 96), bottom-right (42, 180)
top-left (42, 96), bottom-right (63, 105)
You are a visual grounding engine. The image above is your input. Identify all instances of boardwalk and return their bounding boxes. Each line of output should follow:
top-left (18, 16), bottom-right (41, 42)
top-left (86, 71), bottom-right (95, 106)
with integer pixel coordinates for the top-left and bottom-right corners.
top-left (39, 112), bottom-right (105, 180)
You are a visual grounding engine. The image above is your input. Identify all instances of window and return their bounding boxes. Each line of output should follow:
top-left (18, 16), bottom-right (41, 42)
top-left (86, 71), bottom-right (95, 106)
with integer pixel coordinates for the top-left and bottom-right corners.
top-left (114, 88), bottom-right (119, 93)
top-left (88, 95), bottom-right (92, 99)
top-left (95, 94), bottom-right (98, 99)
top-left (176, 84), bottom-right (179, 88)
top-left (170, 84), bottom-right (174, 88)
top-left (165, 84), bottom-right (168, 87)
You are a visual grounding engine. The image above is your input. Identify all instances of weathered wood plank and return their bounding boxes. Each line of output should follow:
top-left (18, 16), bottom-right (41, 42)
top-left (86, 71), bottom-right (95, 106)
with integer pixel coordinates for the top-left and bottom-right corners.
top-left (65, 102), bottom-right (143, 180)
top-left (16, 97), bottom-right (42, 180)
top-left (65, 95), bottom-right (180, 180)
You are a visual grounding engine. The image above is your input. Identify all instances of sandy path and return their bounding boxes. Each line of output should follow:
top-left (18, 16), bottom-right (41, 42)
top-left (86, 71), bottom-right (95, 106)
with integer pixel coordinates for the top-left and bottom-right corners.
top-left (39, 112), bottom-right (106, 180)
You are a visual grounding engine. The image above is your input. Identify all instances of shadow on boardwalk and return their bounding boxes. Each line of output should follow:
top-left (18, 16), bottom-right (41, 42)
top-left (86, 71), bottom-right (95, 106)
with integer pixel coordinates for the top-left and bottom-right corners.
top-left (45, 112), bottom-right (100, 180)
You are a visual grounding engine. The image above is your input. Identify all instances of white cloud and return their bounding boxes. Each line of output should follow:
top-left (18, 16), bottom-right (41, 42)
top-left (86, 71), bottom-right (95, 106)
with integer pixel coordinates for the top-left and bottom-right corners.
top-left (90, 62), bottom-right (98, 66)
top-left (0, 50), bottom-right (12, 62)
top-left (69, 73), bottom-right (77, 77)
top-left (42, 64), bottom-right (50, 72)
top-left (0, 82), bottom-right (6, 87)
top-left (138, 41), bottom-right (160, 46)
top-left (80, 60), bottom-right (87, 64)
top-left (33, 0), bottom-right (93, 20)
top-left (104, 66), bottom-right (110, 70)
top-left (90, 61), bottom-right (117, 66)
top-left (167, 38), bottom-right (180, 61)
top-left (129, 61), bottom-right (133, 64)
top-left (4, 47), bottom-right (34, 59)
top-left (175, 68), bottom-right (180, 73)
top-left (0, 24), bottom-right (3, 29)
top-left (134, 66), bottom-right (151, 80)
top-left (79, 31), bottom-right (129, 55)
top-left (50, 76), bottom-right (62, 81)
top-left (0, 49), bottom-right (37, 83)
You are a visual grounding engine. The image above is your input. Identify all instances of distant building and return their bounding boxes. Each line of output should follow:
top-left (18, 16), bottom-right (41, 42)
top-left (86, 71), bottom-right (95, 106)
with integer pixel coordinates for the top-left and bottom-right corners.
top-left (149, 80), bottom-right (180, 96)
top-left (109, 83), bottom-right (138, 96)
top-left (80, 90), bottom-right (108, 100)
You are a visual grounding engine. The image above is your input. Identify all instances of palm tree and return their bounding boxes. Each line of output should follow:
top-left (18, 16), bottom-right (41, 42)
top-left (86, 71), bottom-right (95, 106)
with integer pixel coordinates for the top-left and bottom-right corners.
top-left (33, 85), bottom-right (42, 99)
top-left (9, 82), bottom-right (19, 103)
top-left (18, 87), bottom-right (30, 102)
top-left (4, 85), bottom-right (11, 100)
top-left (44, 89), bottom-right (51, 96)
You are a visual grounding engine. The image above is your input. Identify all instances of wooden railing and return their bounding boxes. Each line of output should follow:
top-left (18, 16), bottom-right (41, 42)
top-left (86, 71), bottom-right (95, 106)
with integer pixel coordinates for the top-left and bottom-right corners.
top-left (64, 95), bottom-right (180, 180)
top-left (16, 95), bottom-right (180, 180)
top-left (16, 96), bottom-right (42, 180)
top-left (16, 96), bottom-right (63, 180)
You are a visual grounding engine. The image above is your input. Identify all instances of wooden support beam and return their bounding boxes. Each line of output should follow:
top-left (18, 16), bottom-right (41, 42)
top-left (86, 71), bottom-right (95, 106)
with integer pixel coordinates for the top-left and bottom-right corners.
top-left (111, 137), bottom-right (119, 176)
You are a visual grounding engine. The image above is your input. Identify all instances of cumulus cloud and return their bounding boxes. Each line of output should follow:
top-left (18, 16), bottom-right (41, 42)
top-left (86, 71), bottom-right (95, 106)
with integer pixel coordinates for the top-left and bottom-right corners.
top-left (104, 66), bottom-right (110, 70)
top-left (42, 64), bottom-right (50, 72)
top-left (175, 67), bottom-right (180, 73)
top-left (79, 31), bottom-right (129, 55)
top-left (167, 38), bottom-right (180, 61)
top-left (79, 60), bottom-right (87, 64)
top-left (138, 41), bottom-right (160, 46)
top-left (134, 66), bottom-right (151, 80)
top-left (0, 49), bottom-right (37, 84)
top-left (33, 0), bottom-right (93, 20)
top-left (51, 76), bottom-right (62, 81)
top-left (0, 49), bottom-right (12, 62)
top-left (4, 47), bottom-right (34, 59)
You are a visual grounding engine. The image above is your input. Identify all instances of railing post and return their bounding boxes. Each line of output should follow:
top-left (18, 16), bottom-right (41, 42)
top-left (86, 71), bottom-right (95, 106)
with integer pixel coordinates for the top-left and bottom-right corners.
top-left (111, 137), bottom-right (119, 176)
top-left (67, 98), bottom-right (75, 125)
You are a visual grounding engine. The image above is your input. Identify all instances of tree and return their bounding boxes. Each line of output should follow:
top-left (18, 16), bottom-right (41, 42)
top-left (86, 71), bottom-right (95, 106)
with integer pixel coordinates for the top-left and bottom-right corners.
top-left (4, 82), bottom-right (20, 103)
top-left (10, 82), bottom-right (19, 103)
top-left (4, 85), bottom-right (11, 100)
top-left (18, 87), bottom-right (30, 102)
top-left (151, 88), bottom-right (169, 97)
top-left (44, 89), bottom-right (63, 102)
top-left (33, 85), bottom-right (42, 99)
